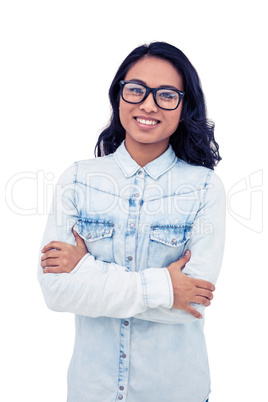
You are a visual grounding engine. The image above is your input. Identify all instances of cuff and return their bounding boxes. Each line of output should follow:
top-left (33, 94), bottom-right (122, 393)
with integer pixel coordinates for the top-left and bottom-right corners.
top-left (140, 268), bottom-right (174, 309)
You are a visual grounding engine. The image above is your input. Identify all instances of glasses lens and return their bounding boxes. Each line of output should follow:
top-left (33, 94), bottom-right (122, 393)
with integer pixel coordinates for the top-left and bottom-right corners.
top-left (122, 82), bottom-right (146, 103)
top-left (156, 89), bottom-right (179, 110)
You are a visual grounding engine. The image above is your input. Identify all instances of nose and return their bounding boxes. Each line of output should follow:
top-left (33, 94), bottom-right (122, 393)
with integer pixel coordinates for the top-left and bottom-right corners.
top-left (139, 92), bottom-right (158, 113)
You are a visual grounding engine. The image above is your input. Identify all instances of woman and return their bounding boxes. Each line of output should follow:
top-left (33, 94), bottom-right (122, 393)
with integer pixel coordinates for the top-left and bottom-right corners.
top-left (38, 42), bottom-right (225, 402)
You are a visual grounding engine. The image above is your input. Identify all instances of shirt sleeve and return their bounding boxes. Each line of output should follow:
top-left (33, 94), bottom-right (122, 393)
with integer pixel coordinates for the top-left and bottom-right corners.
top-left (134, 170), bottom-right (226, 324)
top-left (37, 164), bottom-right (173, 318)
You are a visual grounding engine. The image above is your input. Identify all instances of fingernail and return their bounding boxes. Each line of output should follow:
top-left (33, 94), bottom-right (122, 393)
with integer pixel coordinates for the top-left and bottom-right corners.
top-left (185, 250), bottom-right (190, 256)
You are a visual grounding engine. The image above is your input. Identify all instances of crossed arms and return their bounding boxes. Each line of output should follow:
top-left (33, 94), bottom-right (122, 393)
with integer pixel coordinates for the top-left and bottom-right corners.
top-left (38, 165), bottom-right (225, 324)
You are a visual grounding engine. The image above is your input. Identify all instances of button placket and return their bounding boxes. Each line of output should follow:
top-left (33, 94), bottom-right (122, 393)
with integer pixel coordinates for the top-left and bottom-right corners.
top-left (125, 176), bottom-right (144, 272)
top-left (116, 172), bottom-right (145, 399)
top-left (117, 318), bottom-right (131, 401)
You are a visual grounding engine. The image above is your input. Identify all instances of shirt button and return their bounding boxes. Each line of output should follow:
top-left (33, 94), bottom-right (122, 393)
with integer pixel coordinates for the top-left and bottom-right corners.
top-left (130, 223), bottom-right (135, 228)
top-left (119, 386), bottom-right (124, 391)
top-left (138, 170), bottom-right (143, 175)
top-left (87, 234), bottom-right (92, 239)
top-left (127, 256), bottom-right (133, 261)
top-left (134, 193), bottom-right (139, 198)
top-left (172, 238), bottom-right (177, 244)
top-left (124, 321), bottom-right (129, 326)
top-left (122, 353), bottom-right (127, 358)
top-left (118, 395), bottom-right (123, 400)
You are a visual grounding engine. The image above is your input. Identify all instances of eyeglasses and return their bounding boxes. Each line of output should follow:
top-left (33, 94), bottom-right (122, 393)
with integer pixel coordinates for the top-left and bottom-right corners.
top-left (119, 80), bottom-right (185, 111)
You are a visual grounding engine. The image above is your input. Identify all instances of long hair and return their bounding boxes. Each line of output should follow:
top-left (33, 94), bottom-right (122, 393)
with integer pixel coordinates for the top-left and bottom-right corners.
top-left (94, 42), bottom-right (221, 169)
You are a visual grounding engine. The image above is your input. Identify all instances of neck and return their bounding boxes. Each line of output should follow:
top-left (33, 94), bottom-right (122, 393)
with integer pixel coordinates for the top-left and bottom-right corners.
top-left (124, 136), bottom-right (169, 167)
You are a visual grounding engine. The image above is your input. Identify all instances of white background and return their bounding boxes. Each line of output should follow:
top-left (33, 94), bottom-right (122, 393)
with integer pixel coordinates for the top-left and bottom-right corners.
top-left (1, 1), bottom-right (267, 401)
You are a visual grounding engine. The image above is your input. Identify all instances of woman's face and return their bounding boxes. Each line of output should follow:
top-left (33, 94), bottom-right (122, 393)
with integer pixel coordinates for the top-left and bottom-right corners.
top-left (119, 56), bottom-right (184, 152)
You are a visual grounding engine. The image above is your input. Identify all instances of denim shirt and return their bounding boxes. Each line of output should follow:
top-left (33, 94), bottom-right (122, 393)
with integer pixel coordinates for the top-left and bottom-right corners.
top-left (38, 140), bottom-right (225, 402)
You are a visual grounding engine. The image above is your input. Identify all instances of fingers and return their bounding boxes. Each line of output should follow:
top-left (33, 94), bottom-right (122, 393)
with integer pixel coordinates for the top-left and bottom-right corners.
top-left (176, 249), bottom-right (191, 271)
top-left (194, 296), bottom-right (211, 307)
top-left (41, 230), bottom-right (88, 274)
top-left (192, 287), bottom-right (214, 307)
top-left (41, 253), bottom-right (70, 273)
top-left (195, 278), bottom-right (215, 292)
top-left (43, 266), bottom-right (63, 274)
top-left (41, 250), bottom-right (59, 261)
top-left (41, 250), bottom-right (59, 268)
top-left (41, 241), bottom-right (64, 253)
top-left (185, 305), bottom-right (203, 320)
top-left (42, 228), bottom-right (87, 256)
top-left (41, 258), bottom-right (58, 268)
top-left (196, 288), bottom-right (214, 301)
top-left (174, 251), bottom-right (215, 293)
top-left (72, 228), bottom-right (87, 249)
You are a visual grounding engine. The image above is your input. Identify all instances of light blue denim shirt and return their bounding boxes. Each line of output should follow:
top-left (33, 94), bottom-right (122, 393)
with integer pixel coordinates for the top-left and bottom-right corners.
top-left (38, 140), bottom-right (225, 402)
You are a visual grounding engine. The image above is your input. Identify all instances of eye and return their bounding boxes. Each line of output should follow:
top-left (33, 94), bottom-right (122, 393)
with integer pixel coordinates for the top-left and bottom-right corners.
top-left (157, 90), bottom-right (179, 102)
top-left (130, 87), bottom-right (144, 95)
top-left (122, 83), bottom-right (146, 103)
top-left (125, 83), bottom-right (145, 96)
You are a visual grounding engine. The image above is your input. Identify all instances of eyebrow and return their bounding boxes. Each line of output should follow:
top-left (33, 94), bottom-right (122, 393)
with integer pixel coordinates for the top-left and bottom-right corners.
top-left (128, 78), bottom-right (180, 91)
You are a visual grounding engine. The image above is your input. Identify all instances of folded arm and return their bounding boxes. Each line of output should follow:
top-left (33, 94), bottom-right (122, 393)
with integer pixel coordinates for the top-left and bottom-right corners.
top-left (38, 164), bottom-right (173, 318)
top-left (134, 170), bottom-right (226, 324)
top-left (38, 165), bottom-right (224, 323)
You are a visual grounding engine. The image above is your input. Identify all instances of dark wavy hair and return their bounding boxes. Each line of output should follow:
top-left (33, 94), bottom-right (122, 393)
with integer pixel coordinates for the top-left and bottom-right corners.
top-left (94, 41), bottom-right (221, 169)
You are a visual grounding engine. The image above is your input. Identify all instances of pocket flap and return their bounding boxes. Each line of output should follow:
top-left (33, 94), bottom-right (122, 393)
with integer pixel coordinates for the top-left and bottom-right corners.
top-left (150, 224), bottom-right (192, 247)
top-left (74, 219), bottom-right (114, 242)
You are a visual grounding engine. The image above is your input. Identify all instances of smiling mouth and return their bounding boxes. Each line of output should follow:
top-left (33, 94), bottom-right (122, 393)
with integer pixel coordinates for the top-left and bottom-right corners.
top-left (135, 117), bottom-right (160, 126)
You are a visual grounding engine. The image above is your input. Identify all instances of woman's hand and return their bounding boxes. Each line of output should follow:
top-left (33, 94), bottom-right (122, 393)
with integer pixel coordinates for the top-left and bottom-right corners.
top-left (167, 250), bottom-right (215, 319)
top-left (41, 229), bottom-right (88, 274)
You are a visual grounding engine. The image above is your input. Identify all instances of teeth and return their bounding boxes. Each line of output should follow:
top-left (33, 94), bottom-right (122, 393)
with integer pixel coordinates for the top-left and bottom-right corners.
top-left (136, 118), bottom-right (158, 126)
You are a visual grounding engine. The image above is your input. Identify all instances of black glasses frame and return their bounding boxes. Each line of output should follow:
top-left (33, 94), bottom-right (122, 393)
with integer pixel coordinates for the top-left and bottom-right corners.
top-left (119, 80), bottom-right (185, 111)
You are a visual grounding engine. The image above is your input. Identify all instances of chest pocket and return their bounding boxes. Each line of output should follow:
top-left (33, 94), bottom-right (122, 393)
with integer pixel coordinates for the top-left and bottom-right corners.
top-left (148, 224), bottom-right (192, 268)
top-left (73, 218), bottom-right (115, 263)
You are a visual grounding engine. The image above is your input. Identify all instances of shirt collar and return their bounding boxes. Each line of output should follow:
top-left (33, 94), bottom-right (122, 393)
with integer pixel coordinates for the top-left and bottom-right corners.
top-left (114, 140), bottom-right (178, 180)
